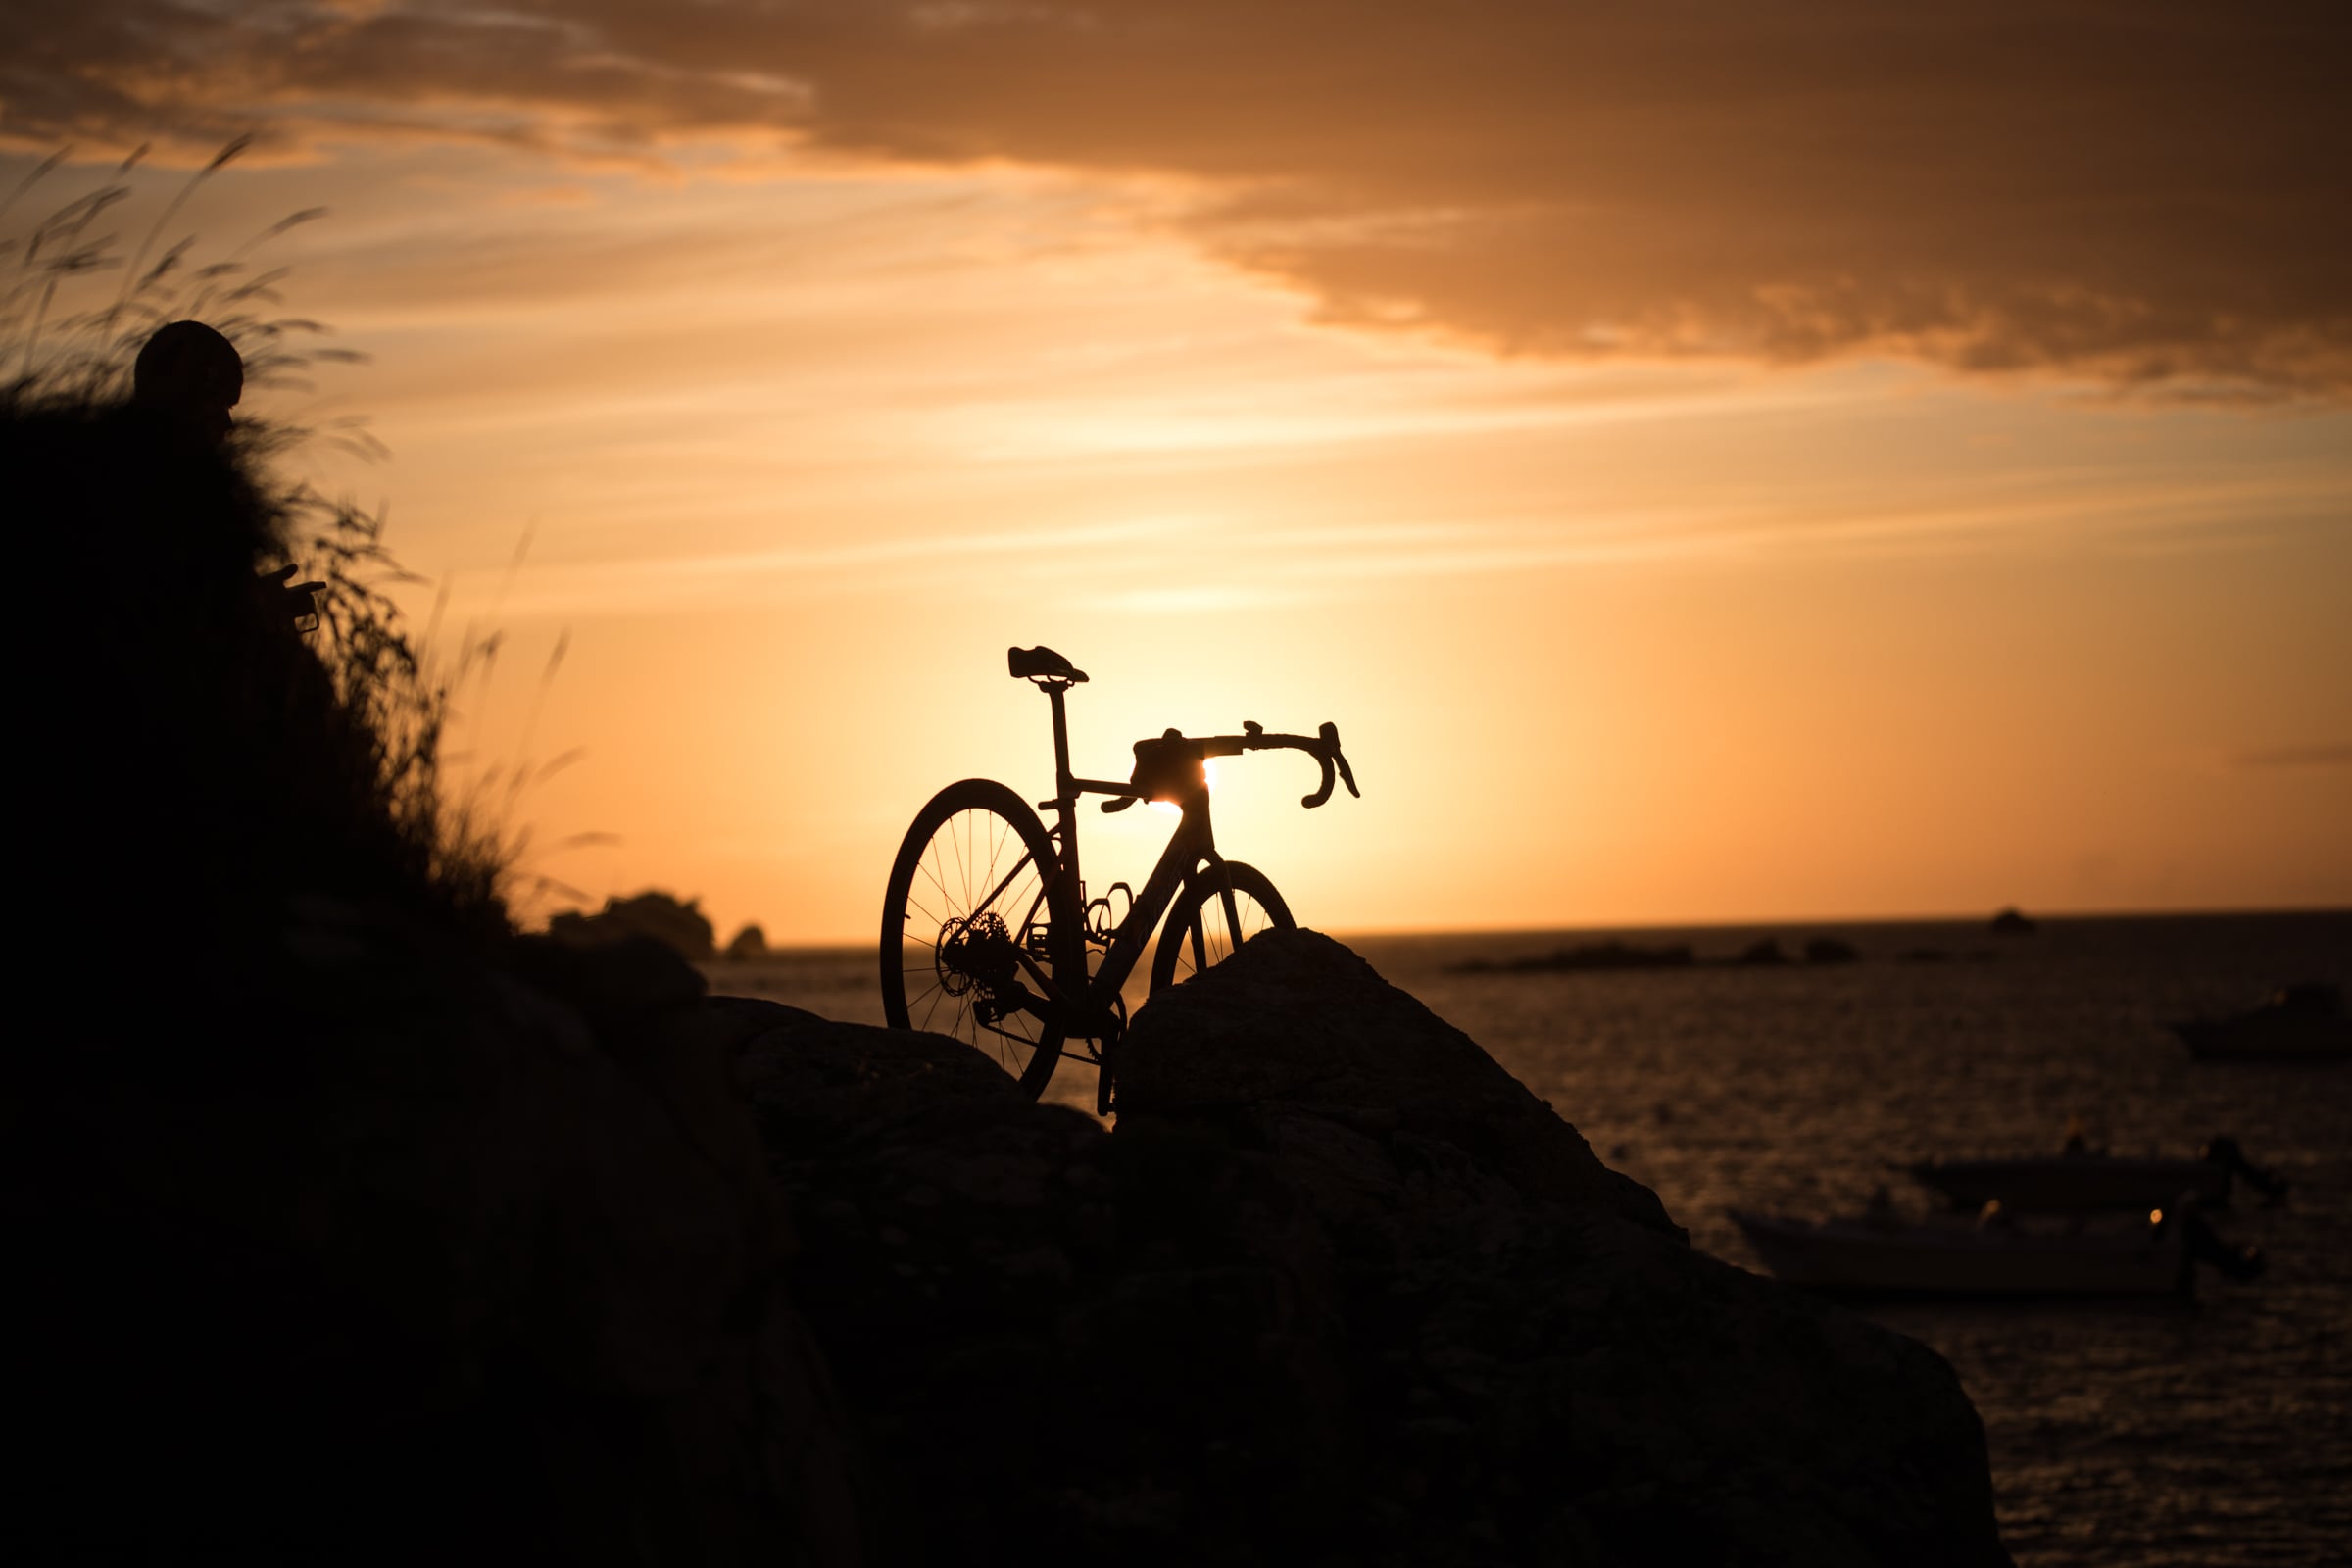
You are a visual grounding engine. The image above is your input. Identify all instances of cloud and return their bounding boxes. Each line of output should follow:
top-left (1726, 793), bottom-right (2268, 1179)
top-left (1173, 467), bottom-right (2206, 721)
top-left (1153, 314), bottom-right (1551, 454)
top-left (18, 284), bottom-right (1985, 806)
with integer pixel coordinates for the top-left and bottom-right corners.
top-left (9, 1), bottom-right (2348, 397)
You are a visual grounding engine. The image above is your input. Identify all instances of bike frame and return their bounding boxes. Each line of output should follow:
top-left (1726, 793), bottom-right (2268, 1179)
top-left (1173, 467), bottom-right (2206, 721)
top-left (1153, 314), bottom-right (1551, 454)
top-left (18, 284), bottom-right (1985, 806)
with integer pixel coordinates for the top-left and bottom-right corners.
top-left (1021, 679), bottom-right (1241, 1045)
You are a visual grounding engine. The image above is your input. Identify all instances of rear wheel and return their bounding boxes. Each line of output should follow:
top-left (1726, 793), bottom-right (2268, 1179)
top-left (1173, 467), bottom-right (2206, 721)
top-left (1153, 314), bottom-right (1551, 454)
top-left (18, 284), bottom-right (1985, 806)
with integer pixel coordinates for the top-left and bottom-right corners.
top-left (881, 779), bottom-right (1078, 1096)
top-left (1149, 860), bottom-right (1294, 994)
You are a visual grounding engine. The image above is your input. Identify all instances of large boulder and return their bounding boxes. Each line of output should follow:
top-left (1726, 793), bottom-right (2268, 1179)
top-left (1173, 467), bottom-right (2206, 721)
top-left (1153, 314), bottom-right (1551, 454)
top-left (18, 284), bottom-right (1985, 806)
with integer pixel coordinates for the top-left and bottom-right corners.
top-left (15, 906), bottom-right (860, 1565)
top-left (1112, 928), bottom-right (1680, 1236)
top-left (730, 1004), bottom-right (1351, 1565)
top-left (731, 929), bottom-right (2008, 1567)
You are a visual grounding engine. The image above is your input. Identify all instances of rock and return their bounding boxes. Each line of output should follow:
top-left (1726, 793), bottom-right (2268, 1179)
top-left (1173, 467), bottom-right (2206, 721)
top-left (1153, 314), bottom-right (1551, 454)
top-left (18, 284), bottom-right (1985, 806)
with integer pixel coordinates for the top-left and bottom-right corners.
top-left (732, 1003), bottom-right (1351, 1565)
top-left (726, 922), bottom-right (772, 960)
top-left (1988, 907), bottom-right (2036, 935)
top-left (1735, 937), bottom-right (1790, 965)
top-left (1108, 931), bottom-right (1999, 1565)
top-left (547, 889), bottom-right (718, 961)
top-left (1805, 937), bottom-right (1860, 964)
top-left (508, 928), bottom-right (710, 1023)
top-left (1449, 940), bottom-right (1696, 974)
top-left (16, 903), bottom-right (859, 1565)
top-left (1114, 930), bottom-right (1679, 1237)
top-left (729, 929), bottom-right (2007, 1566)
top-left (23, 914), bottom-right (2004, 1565)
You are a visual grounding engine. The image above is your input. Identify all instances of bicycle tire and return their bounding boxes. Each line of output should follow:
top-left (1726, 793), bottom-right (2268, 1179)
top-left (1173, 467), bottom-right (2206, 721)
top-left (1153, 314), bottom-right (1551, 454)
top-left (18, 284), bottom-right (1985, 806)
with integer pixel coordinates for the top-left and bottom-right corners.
top-left (880, 778), bottom-right (1079, 1097)
top-left (1149, 860), bottom-right (1295, 995)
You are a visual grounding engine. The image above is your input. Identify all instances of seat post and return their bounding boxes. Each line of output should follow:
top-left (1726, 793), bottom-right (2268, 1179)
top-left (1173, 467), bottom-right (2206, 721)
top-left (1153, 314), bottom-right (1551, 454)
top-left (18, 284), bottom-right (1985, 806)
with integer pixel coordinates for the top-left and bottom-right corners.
top-left (1047, 683), bottom-right (1075, 801)
top-left (1046, 681), bottom-right (1081, 903)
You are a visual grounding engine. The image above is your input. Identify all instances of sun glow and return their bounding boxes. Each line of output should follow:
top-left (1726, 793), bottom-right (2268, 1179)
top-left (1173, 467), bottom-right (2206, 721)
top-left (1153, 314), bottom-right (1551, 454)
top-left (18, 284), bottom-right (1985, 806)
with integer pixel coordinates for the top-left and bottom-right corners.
top-left (1148, 759), bottom-right (1214, 818)
top-left (40, 113), bottom-right (2340, 945)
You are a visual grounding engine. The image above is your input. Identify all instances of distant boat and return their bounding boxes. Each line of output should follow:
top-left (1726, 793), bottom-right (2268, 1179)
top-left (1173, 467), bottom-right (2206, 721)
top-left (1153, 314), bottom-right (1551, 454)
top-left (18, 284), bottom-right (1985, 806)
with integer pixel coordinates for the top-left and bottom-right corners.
top-left (1909, 1136), bottom-right (2286, 1213)
top-left (2174, 983), bottom-right (2352, 1062)
top-left (1729, 1205), bottom-right (2264, 1298)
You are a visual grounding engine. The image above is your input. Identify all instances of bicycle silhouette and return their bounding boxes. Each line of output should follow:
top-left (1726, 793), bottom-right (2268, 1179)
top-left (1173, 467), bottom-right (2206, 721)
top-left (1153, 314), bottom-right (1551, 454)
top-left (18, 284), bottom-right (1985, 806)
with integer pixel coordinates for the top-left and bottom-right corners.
top-left (881, 646), bottom-right (1359, 1110)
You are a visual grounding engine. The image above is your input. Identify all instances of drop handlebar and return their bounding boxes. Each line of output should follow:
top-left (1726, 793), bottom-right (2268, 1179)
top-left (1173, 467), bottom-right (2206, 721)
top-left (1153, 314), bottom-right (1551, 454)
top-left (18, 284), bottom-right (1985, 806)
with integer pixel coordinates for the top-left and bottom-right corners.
top-left (1092, 720), bottom-right (1360, 811)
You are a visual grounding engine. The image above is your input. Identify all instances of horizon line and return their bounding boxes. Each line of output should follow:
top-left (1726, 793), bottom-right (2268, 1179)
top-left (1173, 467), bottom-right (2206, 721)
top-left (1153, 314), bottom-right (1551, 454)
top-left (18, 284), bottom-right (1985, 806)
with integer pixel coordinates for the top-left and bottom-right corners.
top-left (710, 900), bottom-right (2352, 955)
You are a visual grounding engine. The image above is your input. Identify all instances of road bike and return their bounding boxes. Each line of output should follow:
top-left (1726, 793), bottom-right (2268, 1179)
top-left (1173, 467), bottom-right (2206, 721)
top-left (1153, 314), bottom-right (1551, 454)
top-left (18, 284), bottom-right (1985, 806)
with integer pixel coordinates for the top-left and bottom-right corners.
top-left (880, 646), bottom-right (1359, 1110)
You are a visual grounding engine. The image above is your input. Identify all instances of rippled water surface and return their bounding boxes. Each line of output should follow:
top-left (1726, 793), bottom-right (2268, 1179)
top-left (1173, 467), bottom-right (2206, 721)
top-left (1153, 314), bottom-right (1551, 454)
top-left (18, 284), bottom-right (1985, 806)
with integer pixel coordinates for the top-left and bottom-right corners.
top-left (714, 911), bottom-right (2352, 1565)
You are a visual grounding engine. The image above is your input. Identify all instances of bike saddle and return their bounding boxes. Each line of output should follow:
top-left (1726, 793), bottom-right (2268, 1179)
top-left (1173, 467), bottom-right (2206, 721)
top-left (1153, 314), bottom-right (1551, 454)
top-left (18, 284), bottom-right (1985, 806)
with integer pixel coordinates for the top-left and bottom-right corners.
top-left (1007, 645), bottom-right (1088, 684)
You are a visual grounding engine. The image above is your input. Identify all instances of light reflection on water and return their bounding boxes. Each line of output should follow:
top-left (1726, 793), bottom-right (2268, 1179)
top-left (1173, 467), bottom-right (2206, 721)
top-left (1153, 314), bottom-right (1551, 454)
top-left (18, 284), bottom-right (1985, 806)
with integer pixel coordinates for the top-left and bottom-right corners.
top-left (712, 911), bottom-right (2352, 1567)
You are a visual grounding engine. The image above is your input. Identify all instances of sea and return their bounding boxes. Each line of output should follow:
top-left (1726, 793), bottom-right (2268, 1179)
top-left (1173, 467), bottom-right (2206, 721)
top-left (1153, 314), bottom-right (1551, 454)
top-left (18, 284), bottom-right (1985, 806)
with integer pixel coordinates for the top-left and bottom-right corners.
top-left (709, 910), bottom-right (2352, 1566)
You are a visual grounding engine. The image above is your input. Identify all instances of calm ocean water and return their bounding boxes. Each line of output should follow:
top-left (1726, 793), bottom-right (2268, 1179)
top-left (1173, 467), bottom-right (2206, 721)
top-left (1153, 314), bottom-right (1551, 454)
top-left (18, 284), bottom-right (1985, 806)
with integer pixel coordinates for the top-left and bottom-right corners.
top-left (711, 910), bottom-right (2352, 1566)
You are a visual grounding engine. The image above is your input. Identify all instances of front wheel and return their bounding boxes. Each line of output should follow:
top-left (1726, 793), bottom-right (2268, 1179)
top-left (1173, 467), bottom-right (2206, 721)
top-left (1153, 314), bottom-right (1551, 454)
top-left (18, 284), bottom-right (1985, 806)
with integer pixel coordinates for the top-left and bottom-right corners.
top-left (881, 779), bottom-right (1077, 1096)
top-left (1149, 860), bottom-right (1295, 994)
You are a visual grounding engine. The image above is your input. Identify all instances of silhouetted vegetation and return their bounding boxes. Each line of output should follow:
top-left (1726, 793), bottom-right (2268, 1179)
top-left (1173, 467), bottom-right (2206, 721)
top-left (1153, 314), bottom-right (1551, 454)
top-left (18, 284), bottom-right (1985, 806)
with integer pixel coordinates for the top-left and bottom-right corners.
top-left (7, 145), bottom-right (515, 976)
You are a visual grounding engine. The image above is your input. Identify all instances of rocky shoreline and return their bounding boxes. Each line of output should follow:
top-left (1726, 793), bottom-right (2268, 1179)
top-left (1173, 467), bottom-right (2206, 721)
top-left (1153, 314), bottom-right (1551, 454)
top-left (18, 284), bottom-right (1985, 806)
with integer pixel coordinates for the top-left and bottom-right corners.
top-left (18, 919), bottom-right (2008, 1564)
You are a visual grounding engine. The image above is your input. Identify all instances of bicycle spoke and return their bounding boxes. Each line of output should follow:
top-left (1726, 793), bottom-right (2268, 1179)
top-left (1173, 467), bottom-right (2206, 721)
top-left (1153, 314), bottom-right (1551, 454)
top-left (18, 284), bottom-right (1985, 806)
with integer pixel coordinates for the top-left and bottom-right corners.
top-left (1155, 866), bottom-right (1291, 994)
top-left (917, 845), bottom-right (951, 911)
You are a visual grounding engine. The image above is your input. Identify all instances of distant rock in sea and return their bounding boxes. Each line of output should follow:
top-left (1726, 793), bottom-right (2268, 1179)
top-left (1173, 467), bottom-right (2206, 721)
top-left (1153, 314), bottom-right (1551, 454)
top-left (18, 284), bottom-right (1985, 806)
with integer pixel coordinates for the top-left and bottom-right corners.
top-left (1458, 935), bottom-right (1877, 973)
top-left (1448, 938), bottom-right (1696, 974)
top-left (724, 921), bottom-right (771, 960)
top-left (547, 888), bottom-right (717, 960)
top-left (1989, 906), bottom-right (2037, 935)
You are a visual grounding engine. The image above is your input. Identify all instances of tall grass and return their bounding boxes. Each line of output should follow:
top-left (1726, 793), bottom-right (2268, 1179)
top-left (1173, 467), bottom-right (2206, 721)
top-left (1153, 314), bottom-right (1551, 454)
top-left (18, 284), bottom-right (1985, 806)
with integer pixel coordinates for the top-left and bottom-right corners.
top-left (4, 142), bottom-right (521, 935)
top-left (2, 139), bottom-right (359, 411)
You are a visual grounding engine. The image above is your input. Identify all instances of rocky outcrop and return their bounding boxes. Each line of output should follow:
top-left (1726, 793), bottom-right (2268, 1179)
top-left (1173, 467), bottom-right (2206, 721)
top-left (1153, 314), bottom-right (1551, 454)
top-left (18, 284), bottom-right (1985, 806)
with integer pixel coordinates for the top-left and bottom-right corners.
top-left (19, 922), bottom-right (2003, 1565)
top-left (549, 889), bottom-right (719, 961)
top-left (14, 913), bottom-right (859, 1565)
top-left (1113, 931), bottom-right (1679, 1237)
top-left (730, 1001), bottom-right (1350, 1565)
top-left (733, 929), bottom-right (2008, 1566)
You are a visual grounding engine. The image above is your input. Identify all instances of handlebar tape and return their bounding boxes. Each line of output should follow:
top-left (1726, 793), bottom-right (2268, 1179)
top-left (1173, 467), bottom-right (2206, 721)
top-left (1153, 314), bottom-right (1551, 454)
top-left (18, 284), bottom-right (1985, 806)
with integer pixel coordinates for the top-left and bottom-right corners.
top-left (1304, 755), bottom-right (1337, 808)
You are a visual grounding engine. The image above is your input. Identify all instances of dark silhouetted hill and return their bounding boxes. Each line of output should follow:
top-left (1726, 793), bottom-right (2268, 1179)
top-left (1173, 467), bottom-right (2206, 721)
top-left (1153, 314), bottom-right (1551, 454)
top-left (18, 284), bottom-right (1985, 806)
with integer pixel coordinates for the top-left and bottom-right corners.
top-left (10, 393), bottom-right (505, 1025)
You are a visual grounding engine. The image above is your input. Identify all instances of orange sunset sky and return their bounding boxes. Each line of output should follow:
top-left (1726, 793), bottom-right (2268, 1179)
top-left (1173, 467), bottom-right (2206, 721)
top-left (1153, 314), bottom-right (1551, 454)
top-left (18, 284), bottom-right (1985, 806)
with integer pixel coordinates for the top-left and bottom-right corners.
top-left (8, 3), bottom-right (2349, 943)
